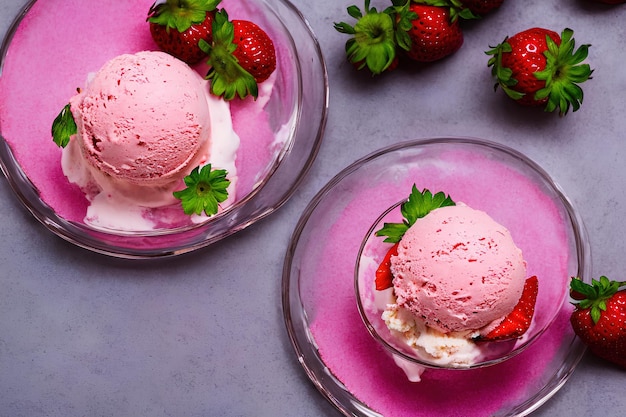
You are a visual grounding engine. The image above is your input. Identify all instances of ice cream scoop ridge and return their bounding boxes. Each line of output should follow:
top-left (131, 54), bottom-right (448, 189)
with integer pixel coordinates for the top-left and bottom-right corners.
top-left (61, 51), bottom-right (240, 230)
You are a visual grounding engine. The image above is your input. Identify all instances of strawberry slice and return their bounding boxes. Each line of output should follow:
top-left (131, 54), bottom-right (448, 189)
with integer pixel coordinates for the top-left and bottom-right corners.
top-left (478, 275), bottom-right (539, 341)
top-left (375, 243), bottom-right (399, 291)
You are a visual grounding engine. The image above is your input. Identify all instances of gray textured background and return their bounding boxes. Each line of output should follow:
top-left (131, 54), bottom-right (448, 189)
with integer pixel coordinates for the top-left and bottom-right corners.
top-left (1, 0), bottom-right (625, 416)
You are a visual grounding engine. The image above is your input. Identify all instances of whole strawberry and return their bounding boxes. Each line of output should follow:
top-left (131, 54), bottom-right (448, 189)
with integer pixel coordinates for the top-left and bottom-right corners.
top-left (199, 9), bottom-right (276, 100)
top-left (486, 27), bottom-right (593, 116)
top-left (393, 1), bottom-right (464, 63)
top-left (147, 0), bottom-right (221, 65)
top-left (230, 19), bottom-right (276, 84)
top-left (333, 0), bottom-right (399, 75)
top-left (570, 276), bottom-right (626, 368)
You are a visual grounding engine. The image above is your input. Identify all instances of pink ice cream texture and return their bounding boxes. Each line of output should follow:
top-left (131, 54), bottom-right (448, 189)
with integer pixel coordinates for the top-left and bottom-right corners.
top-left (390, 203), bottom-right (527, 334)
top-left (65, 51), bottom-right (212, 207)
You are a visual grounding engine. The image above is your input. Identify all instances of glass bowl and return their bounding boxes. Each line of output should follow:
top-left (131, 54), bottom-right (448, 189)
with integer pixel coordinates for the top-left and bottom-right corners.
top-left (0, 0), bottom-right (327, 258)
top-left (283, 137), bottom-right (590, 416)
top-left (357, 197), bottom-right (566, 376)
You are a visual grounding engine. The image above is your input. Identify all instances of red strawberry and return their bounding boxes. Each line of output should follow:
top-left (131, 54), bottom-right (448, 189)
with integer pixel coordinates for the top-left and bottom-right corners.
top-left (333, 0), bottom-right (399, 75)
top-left (199, 9), bottom-right (276, 100)
top-left (461, 0), bottom-right (504, 15)
top-left (375, 243), bottom-right (400, 291)
top-left (410, 0), bottom-right (501, 19)
top-left (230, 20), bottom-right (277, 84)
top-left (570, 276), bottom-right (626, 368)
top-left (147, 0), bottom-right (221, 65)
top-left (394, 1), bottom-right (464, 63)
top-left (478, 276), bottom-right (539, 341)
top-left (486, 27), bottom-right (593, 116)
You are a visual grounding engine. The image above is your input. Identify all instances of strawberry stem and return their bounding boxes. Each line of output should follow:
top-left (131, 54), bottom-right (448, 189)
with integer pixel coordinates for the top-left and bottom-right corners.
top-left (147, 0), bottom-right (221, 32)
top-left (570, 276), bottom-right (626, 324)
top-left (533, 28), bottom-right (593, 116)
top-left (334, 0), bottom-right (398, 75)
top-left (199, 9), bottom-right (258, 100)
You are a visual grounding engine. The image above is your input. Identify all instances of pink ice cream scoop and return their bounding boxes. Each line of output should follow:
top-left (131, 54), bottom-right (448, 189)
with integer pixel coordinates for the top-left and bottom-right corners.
top-left (69, 50), bottom-right (212, 189)
top-left (61, 50), bottom-right (240, 229)
top-left (390, 203), bottom-right (527, 334)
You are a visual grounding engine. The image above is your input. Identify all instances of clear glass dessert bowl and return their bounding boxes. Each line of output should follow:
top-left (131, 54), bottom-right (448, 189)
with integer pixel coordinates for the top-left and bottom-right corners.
top-left (283, 137), bottom-right (590, 416)
top-left (0, 0), bottom-right (327, 258)
top-left (356, 198), bottom-right (568, 376)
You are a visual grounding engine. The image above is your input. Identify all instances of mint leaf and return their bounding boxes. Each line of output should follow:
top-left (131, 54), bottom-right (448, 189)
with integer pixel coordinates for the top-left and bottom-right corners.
top-left (51, 104), bottom-right (77, 148)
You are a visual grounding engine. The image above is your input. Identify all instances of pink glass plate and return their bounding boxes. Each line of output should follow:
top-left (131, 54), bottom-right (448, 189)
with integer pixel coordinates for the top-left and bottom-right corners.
top-left (283, 137), bottom-right (590, 417)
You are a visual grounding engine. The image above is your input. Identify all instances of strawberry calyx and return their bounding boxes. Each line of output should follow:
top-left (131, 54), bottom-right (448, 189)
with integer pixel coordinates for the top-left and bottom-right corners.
top-left (147, 0), bottom-right (221, 32)
top-left (534, 28), bottom-right (593, 116)
top-left (199, 9), bottom-right (258, 100)
top-left (334, 0), bottom-right (398, 75)
top-left (410, 0), bottom-right (479, 22)
top-left (388, 0), bottom-right (419, 55)
top-left (486, 28), bottom-right (593, 116)
top-left (570, 276), bottom-right (626, 324)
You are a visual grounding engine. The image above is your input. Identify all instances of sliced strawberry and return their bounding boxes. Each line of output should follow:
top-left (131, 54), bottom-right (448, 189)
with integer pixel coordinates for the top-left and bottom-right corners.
top-left (375, 243), bottom-right (399, 291)
top-left (478, 276), bottom-right (539, 341)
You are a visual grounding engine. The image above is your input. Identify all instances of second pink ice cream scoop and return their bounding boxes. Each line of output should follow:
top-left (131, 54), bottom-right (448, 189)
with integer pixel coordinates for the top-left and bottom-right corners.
top-left (390, 203), bottom-right (527, 334)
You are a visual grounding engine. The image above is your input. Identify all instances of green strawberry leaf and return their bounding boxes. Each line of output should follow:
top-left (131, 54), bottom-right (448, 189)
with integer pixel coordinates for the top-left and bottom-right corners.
top-left (173, 164), bottom-right (230, 216)
top-left (486, 38), bottom-right (527, 101)
top-left (534, 28), bottom-right (593, 116)
top-left (570, 275), bottom-right (626, 324)
top-left (200, 10), bottom-right (258, 100)
top-left (334, 0), bottom-right (397, 75)
top-left (51, 103), bottom-right (77, 148)
top-left (411, 0), bottom-right (480, 22)
top-left (375, 185), bottom-right (455, 243)
top-left (147, 0), bottom-right (221, 32)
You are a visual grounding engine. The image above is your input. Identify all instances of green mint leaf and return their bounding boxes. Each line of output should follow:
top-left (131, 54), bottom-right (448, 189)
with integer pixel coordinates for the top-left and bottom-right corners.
top-left (375, 222), bottom-right (409, 243)
top-left (375, 185), bottom-right (455, 242)
top-left (173, 164), bottom-right (230, 216)
top-left (51, 104), bottom-right (77, 148)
